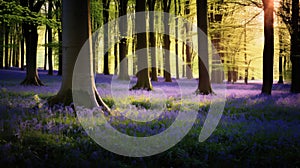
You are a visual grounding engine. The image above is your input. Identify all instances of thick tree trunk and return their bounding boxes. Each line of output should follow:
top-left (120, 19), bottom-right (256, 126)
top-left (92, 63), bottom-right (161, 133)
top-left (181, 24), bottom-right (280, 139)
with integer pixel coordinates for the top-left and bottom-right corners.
top-left (21, 25), bottom-right (44, 86)
top-left (290, 0), bottom-right (300, 93)
top-left (49, 0), bottom-right (109, 111)
top-left (261, 0), bottom-right (274, 95)
top-left (130, 0), bottom-right (153, 90)
top-left (195, 0), bottom-right (212, 95)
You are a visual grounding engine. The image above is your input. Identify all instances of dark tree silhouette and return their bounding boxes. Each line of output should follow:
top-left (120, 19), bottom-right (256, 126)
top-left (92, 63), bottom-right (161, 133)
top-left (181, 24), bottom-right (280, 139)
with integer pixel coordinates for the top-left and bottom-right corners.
top-left (130, 0), bottom-right (153, 91)
top-left (290, 0), bottom-right (300, 93)
top-left (117, 0), bottom-right (130, 80)
top-left (261, 0), bottom-right (274, 95)
top-left (47, 0), bottom-right (53, 75)
top-left (195, 0), bottom-right (213, 95)
top-left (103, 0), bottom-right (110, 75)
top-left (163, 0), bottom-right (172, 82)
top-left (20, 0), bottom-right (45, 86)
top-left (148, 0), bottom-right (158, 82)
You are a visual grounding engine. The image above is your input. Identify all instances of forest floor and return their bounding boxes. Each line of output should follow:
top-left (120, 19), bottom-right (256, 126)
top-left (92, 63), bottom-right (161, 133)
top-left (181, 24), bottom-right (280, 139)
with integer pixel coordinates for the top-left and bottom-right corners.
top-left (0, 69), bottom-right (300, 167)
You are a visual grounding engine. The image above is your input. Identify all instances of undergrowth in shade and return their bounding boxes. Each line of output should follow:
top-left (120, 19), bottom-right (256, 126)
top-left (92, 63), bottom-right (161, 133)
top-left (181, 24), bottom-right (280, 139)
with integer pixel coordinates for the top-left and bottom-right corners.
top-left (0, 69), bottom-right (299, 167)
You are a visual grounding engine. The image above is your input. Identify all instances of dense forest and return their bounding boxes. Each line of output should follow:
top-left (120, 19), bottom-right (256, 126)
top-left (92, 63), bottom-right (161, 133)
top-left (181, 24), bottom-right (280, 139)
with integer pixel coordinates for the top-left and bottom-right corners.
top-left (0, 0), bottom-right (300, 167)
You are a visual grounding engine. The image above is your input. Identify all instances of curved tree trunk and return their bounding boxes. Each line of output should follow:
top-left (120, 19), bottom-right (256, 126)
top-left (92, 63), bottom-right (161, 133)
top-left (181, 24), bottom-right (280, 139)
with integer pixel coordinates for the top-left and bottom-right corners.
top-left (195, 0), bottom-right (212, 95)
top-left (49, 0), bottom-right (109, 111)
top-left (261, 0), bottom-right (274, 95)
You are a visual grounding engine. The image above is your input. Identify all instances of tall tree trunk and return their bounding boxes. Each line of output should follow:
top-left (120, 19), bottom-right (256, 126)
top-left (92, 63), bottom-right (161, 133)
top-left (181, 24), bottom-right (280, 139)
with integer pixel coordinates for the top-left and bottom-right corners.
top-left (261, 0), bottom-right (274, 95)
top-left (118, 0), bottom-right (129, 80)
top-left (195, 0), bottom-right (212, 95)
top-left (278, 25), bottom-right (284, 84)
top-left (290, 0), bottom-right (300, 93)
top-left (0, 23), bottom-right (3, 69)
top-left (21, 24), bottom-right (43, 86)
top-left (47, 0), bottom-right (53, 75)
top-left (185, 0), bottom-right (193, 79)
top-left (44, 26), bottom-right (48, 70)
top-left (163, 0), bottom-right (172, 82)
top-left (4, 24), bottom-right (9, 69)
top-left (130, 0), bottom-right (153, 90)
top-left (148, 0), bottom-right (158, 81)
top-left (49, 0), bottom-right (109, 111)
top-left (55, 0), bottom-right (62, 76)
top-left (103, 0), bottom-right (110, 75)
top-left (20, 28), bottom-right (25, 71)
top-left (174, 0), bottom-right (180, 79)
top-left (58, 30), bottom-right (62, 76)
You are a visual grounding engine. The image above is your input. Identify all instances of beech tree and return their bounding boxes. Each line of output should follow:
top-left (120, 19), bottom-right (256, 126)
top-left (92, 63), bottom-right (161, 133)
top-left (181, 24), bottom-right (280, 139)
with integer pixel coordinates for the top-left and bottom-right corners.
top-left (162, 0), bottom-right (172, 82)
top-left (195, 0), bottom-right (213, 95)
top-left (117, 0), bottom-right (130, 80)
top-left (20, 0), bottom-right (45, 86)
top-left (261, 0), bottom-right (274, 95)
top-left (130, 0), bottom-right (153, 90)
top-left (290, 0), bottom-right (300, 93)
top-left (49, 0), bottom-right (109, 111)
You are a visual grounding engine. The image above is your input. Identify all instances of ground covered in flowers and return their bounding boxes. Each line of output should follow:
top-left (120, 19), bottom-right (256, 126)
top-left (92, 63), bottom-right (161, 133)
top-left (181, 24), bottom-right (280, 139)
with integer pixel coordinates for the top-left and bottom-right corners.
top-left (0, 69), bottom-right (300, 167)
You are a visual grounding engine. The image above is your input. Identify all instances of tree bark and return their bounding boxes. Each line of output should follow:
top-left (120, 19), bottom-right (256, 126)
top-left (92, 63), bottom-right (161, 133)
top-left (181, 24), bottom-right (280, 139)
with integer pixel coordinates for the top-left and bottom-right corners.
top-left (21, 24), bottom-right (44, 86)
top-left (130, 0), bottom-right (153, 90)
top-left (0, 23), bottom-right (3, 69)
top-left (195, 0), bottom-right (213, 95)
top-left (103, 0), bottom-right (110, 75)
top-left (20, 0), bottom-right (45, 86)
top-left (290, 0), bottom-right (300, 93)
top-left (148, 0), bottom-right (158, 81)
top-left (163, 0), bottom-right (172, 82)
top-left (47, 0), bottom-right (53, 75)
top-left (20, 28), bottom-right (25, 71)
top-left (55, 0), bottom-right (62, 76)
top-left (261, 0), bottom-right (274, 95)
top-left (4, 24), bottom-right (9, 69)
top-left (185, 0), bottom-right (193, 79)
top-left (49, 0), bottom-right (109, 111)
top-left (117, 0), bottom-right (130, 80)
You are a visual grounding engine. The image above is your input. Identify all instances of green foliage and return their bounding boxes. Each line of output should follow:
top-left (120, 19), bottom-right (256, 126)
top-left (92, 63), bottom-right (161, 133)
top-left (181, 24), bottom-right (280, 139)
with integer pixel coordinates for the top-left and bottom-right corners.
top-left (0, 1), bottom-right (60, 28)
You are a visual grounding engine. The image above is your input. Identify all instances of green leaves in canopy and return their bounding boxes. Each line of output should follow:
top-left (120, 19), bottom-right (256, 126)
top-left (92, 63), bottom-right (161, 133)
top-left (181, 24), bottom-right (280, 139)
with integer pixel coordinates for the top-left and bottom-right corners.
top-left (0, 1), bottom-right (59, 28)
